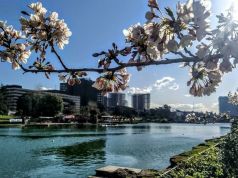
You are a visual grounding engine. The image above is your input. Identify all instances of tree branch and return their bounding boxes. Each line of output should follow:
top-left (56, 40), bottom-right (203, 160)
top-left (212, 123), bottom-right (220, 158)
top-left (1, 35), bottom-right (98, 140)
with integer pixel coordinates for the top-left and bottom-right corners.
top-left (176, 32), bottom-right (196, 58)
top-left (51, 44), bottom-right (68, 70)
top-left (19, 54), bottom-right (222, 75)
top-left (172, 51), bottom-right (190, 59)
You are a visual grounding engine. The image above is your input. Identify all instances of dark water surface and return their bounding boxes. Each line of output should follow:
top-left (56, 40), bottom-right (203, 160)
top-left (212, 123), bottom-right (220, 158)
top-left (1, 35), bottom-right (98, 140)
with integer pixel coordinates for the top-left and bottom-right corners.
top-left (0, 123), bottom-right (231, 178)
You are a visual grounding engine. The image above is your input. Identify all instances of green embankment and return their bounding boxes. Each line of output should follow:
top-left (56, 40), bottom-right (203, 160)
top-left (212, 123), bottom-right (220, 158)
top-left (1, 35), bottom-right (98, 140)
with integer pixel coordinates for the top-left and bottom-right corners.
top-left (137, 137), bottom-right (225, 178)
top-left (168, 137), bottom-right (222, 167)
top-left (160, 140), bottom-right (224, 178)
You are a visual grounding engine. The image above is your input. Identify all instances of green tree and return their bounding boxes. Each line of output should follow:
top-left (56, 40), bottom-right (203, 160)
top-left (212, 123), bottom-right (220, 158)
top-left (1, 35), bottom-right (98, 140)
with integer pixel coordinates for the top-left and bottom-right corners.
top-left (38, 94), bottom-right (63, 117)
top-left (17, 93), bottom-right (63, 117)
top-left (0, 93), bottom-right (8, 115)
top-left (17, 93), bottom-right (41, 117)
top-left (112, 106), bottom-right (137, 119)
top-left (221, 120), bottom-right (238, 177)
top-left (63, 99), bottom-right (75, 115)
top-left (0, 86), bottom-right (8, 115)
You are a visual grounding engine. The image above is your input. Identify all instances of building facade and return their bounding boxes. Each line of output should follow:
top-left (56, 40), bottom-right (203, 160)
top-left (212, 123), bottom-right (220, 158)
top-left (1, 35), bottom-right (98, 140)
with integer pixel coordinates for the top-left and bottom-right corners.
top-left (3, 85), bottom-right (30, 112)
top-left (60, 79), bottom-right (99, 106)
top-left (2, 85), bottom-right (80, 114)
top-left (219, 96), bottom-right (238, 116)
top-left (43, 90), bottom-right (81, 114)
top-left (132, 93), bottom-right (150, 112)
top-left (97, 92), bottom-right (108, 107)
top-left (108, 93), bottom-right (127, 108)
top-left (97, 92), bottom-right (127, 108)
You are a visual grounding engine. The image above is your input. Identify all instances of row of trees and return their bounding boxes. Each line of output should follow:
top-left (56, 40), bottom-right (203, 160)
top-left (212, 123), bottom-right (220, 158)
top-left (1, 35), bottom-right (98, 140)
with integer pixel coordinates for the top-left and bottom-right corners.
top-left (139, 105), bottom-right (231, 123)
top-left (17, 93), bottom-right (63, 117)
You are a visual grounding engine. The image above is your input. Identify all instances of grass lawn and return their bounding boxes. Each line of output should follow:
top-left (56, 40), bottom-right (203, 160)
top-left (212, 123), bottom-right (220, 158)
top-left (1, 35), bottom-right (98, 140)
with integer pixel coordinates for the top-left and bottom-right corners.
top-left (0, 115), bottom-right (15, 120)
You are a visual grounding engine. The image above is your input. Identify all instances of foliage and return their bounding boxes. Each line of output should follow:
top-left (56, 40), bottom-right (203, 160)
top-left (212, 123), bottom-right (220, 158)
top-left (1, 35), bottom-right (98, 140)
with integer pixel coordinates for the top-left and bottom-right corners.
top-left (79, 103), bottom-right (100, 123)
top-left (17, 93), bottom-right (63, 117)
top-left (163, 147), bottom-right (224, 178)
top-left (63, 98), bottom-right (75, 115)
top-left (140, 105), bottom-right (176, 123)
top-left (221, 120), bottom-right (238, 177)
top-left (17, 93), bottom-right (41, 117)
top-left (0, 87), bottom-right (8, 115)
top-left (112, 106), bottom-right (137, 118)
top-left (0, 115), bottom-right (14, 119)
top-left (38, 94), bottom-right (63, 117)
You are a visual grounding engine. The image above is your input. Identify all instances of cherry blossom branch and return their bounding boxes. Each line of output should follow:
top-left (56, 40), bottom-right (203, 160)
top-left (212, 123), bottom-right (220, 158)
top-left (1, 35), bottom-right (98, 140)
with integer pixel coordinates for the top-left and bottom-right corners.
top-left (19, 54), bottom-right (222, 74)
top-left (50, 44), bottom-right (68, 70)
top-left (171, 51), bottom-right (190, 59)
top-left (0, 0), bottom-right (236, 96)
top-left (177, 33), bottom-right (196, 58)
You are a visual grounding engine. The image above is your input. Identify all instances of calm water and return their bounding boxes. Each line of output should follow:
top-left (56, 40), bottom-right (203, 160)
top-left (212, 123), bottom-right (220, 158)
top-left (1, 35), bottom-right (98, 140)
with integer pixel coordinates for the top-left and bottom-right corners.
top-left (0, 123), bottom-right (231, 178)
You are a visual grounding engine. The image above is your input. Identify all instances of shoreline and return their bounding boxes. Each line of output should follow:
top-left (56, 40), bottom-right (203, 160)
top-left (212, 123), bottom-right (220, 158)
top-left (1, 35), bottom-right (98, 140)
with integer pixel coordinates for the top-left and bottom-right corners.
top-left (90, 136), bottom-right (226, 177)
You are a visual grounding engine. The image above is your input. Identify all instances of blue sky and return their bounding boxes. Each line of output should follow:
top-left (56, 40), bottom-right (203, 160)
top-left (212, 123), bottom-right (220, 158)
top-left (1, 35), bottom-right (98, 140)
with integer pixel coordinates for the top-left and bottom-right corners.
top-left (0, 0), bottom-right (237, 112)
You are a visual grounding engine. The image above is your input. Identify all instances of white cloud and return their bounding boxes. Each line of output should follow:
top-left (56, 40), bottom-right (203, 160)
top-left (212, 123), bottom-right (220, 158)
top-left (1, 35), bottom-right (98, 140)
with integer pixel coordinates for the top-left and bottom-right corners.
top-left (37, 86), bottom-right (53, 91)
top-left (150, 103), bottom-right (162, 108)
top-left (210, 102), bottom-right (218, 113)
top-left (168, 83), bottom-right (179, 91)
top-left (170, 103), bottom-right (207, 112)
top-left (184, 94), bottom-right (192, 97)
top-left (128, 76), bottom-right (180, 94)
top-left (153, 77), bottom-right (175, 90)
top-left (127, 87), bottom-right (152, 94)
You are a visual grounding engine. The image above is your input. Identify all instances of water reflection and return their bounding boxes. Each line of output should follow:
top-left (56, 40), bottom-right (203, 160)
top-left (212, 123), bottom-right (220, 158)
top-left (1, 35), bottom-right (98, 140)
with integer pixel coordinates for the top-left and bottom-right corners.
top-left (0, 123), bottom-right (231, 178)
top-left (131, 124), bottom-right (151, 134)
top-left (41, 139), bottom-right (106, 166)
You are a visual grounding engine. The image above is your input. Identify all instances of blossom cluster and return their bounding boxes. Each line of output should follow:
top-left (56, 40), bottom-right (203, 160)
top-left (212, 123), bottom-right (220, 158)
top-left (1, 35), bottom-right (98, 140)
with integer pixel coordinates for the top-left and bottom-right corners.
top-left (228, 91), bottom-right (238, 105)
top-left (122, 0), bottom-right (211, 62)
top-left (120, 0), bottom-right (215, 96)
top-left (185, 113), bottom-right (197, 123)
top-left (0, 21), bottom-right (31, 70)
top-left (92, 68), bottom-right (130, 94)
top-left (20, 2), bottom-right (72, 51)
top-left (187, 66), bottom-right (221, 97)
top-left (177, 0), bottom-right (211, 41)
top-left (58, 71), bottom-right (87, 86)
top-left (187, 6), bottom-right (238, 97)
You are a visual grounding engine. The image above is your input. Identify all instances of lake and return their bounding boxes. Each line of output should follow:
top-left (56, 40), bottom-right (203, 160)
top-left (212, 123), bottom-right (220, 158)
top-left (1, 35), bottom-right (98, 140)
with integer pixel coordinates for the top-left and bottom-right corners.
top-left (0, 123), bottom-right (231, 178)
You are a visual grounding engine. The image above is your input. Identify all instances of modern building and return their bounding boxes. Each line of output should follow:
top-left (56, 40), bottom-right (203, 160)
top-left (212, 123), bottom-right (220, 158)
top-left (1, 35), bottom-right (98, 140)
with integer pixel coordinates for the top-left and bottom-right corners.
top-left (132, 93), bottom-right (150, 112)
top-left (2, 85), bottom-right (80, 114)
top-left (108, 93), bottom-right (127, 108)
top-left (60, 79), bottom-right (99, 106)
top-left (219, 96), bottom-right (238, 116)
top-left (97, 92), bottom-right (108, 107)
top-left (43, 90), bottom-right (81, 114)
top-left (3, 85), bottom-right (30, 112)
top-left (97, 92), bottom-right (127, 108)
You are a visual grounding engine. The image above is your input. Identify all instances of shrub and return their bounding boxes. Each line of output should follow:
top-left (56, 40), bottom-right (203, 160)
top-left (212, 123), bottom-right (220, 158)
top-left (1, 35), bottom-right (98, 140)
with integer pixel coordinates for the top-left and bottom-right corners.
top-left (164, 147), bottom-right (224, 178)
top-left (221, 120), bottom-right (238, 177)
